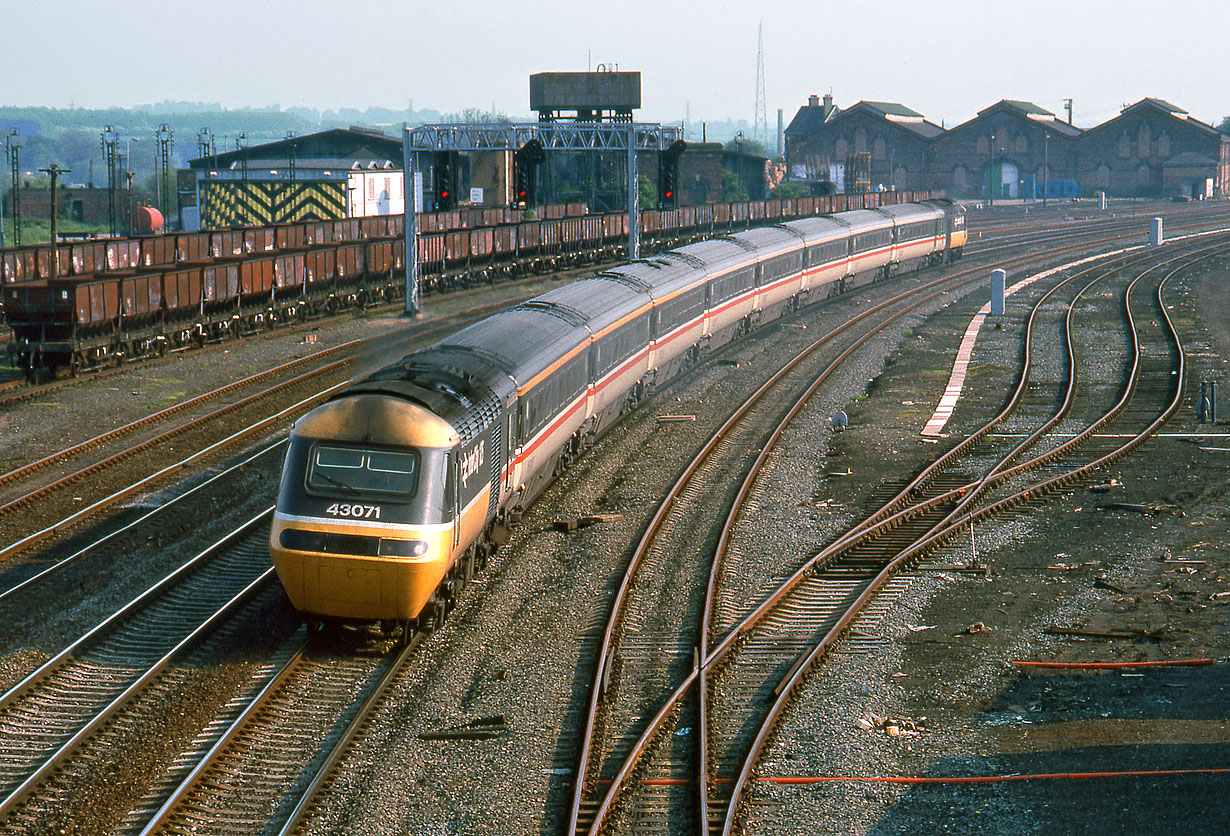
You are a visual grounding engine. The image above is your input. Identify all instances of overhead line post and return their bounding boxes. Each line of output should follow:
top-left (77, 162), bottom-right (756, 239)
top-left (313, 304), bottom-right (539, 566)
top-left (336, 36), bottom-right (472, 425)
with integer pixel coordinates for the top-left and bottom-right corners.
top-left (628, 123), bottom-right (639, 260)
top-left (402, 127), bottom-right (419, 317)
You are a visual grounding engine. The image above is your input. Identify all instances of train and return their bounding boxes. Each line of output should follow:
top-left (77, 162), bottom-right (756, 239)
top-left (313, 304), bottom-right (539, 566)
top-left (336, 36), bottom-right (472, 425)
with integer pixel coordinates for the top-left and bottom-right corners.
top-left (268, 199), bottom-right (967, 636)
top-left (1, 190), bottom-right (936, 378)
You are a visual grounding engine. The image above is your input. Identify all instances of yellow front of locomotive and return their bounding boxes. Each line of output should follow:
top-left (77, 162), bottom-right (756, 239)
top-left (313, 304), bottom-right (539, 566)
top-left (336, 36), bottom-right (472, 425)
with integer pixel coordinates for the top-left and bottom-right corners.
top-left (269, 394), bottom-right (465, 623)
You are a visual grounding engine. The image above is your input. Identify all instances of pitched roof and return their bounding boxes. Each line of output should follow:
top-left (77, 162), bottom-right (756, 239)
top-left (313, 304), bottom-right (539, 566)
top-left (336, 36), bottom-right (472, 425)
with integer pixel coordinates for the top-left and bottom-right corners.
top-left (860, 101), bottom-right (926, 119)
top-left (837, 101), bottom-right (943, 138)
top-left (1141, 97), bottom-right (1186, 114)
top-left (188, 127), bottom-right (403, 168)
top-left (784, 104), bottom-right (835, 138)
top-left (972, 100), bottom-right (1083, 136)
top-left (1085, 98), bottom-right (1225, 140)
top-left (998, 100), bottom-right (1053, 116)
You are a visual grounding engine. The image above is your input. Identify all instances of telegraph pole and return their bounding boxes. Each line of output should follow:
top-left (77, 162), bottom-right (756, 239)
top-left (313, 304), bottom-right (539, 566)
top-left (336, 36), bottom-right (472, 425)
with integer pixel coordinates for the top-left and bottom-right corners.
top-left (6, 129), bottom-right (22, 246)
top-left (197, 128), bottom-right (214, 228)
top-left (40, 165), bottom-right (70, 275)
top-left (155, 123), bottom-right (173, 219)
top-left (100, 126), bottom-right (119, 236)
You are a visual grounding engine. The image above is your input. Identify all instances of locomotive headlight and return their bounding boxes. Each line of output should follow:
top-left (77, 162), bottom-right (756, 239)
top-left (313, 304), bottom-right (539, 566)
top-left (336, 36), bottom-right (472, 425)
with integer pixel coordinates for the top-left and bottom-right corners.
top-left (378, 539), bottom-right (430, 558)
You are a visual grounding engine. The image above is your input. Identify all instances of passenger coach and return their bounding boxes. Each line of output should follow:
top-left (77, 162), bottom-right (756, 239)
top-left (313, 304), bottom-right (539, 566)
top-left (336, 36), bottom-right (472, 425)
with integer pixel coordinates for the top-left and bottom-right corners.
top-left (270, 199), bottom-right (966, 635)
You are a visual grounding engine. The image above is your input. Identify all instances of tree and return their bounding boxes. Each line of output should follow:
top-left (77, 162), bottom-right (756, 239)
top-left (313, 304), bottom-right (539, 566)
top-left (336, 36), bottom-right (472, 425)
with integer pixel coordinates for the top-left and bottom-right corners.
top-left (771, 181), bottom-right (810, 199)
top-left (638, 175), bottom-right (658, 210)
top-left (720, 170), bottom-right (748, 201)
top-left (1219, 116), bottom-right (1230, 135)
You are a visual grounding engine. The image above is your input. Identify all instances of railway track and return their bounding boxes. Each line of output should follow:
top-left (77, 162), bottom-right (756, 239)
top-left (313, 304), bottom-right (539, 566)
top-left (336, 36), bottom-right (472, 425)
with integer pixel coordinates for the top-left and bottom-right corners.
top-left (0, 289), bottom-right (543, 561)
top-left (963, 203), bottom-right (1230, 259)
top-left (0, 512), bottom-right (291, 834)
top-left (0, 214), bottom-right (1161, 562)
top-left (564, 236), bottom-right (1218, 834)
top-left (558, 237), bottom-right (1152, 831)
top-left (133, 634), bottom-right (417, 836)
top-left (0, 214), bottom-right (1222, 833)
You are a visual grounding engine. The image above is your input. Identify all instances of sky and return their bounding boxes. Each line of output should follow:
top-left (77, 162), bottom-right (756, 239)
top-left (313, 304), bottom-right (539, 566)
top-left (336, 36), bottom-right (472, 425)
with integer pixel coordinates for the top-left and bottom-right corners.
top-left (3, 0), bottom-right (1229, 129)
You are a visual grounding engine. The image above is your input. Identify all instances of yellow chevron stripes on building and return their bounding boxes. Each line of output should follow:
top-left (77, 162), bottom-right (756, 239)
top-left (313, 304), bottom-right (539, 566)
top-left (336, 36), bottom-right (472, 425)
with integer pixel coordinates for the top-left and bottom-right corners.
top-left (200, 181), bottom-right (346, 229)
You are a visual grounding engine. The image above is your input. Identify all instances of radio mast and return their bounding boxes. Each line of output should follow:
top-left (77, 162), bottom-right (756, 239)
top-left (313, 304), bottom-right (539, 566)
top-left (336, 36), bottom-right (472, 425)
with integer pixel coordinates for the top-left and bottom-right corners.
top-left (753, 22), bottom-right (768, 152)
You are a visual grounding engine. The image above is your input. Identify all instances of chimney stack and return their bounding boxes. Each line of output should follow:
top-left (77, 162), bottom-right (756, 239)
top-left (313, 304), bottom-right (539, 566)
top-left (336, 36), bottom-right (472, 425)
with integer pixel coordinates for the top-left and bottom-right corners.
top-left (808, 94), bottom-right (820, 108)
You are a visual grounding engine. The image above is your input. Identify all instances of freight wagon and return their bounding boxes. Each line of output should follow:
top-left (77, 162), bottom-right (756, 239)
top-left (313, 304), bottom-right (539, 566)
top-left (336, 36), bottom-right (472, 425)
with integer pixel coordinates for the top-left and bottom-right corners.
top-left (3, 191), bottom-right (939, 377)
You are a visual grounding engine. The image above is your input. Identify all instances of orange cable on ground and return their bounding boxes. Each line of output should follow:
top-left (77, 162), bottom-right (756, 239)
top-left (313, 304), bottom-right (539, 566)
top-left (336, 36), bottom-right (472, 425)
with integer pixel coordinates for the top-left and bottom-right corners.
top-left (758, 768), bottom-right (1229, 785)
top-left (1011, 659), bottom-right (1215, 669)
top-left (637, 768), bottom-right (1229, 786)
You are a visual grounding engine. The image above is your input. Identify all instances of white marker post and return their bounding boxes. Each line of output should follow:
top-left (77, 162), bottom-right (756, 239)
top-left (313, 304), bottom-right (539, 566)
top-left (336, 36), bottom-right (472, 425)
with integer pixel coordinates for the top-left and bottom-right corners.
top-left (990, 268), bottom-right (1006, 316)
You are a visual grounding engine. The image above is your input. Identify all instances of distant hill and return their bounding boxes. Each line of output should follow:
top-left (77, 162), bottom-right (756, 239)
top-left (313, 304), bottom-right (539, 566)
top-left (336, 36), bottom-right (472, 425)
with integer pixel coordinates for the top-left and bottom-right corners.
top-left (1, 103), bottom-right (744, 193)
top-left (0, 103), bottom-right (449, 190)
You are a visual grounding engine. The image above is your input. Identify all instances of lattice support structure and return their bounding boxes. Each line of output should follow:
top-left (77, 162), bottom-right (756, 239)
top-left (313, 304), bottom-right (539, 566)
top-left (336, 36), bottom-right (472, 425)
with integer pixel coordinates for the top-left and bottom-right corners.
top-left (401, 121), bottom-right (681, 315)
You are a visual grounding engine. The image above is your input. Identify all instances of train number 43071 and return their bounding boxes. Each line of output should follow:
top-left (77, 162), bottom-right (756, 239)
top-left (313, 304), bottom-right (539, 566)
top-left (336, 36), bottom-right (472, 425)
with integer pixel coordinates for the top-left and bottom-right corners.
top-left (325, 503), bottom-right (381, 519)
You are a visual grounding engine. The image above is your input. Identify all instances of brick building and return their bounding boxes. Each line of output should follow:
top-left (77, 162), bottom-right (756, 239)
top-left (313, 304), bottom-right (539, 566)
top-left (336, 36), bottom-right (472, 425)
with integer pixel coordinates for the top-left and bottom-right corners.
top-left (785, 99), bottom-right (942, 191)
top-left (1071, 98), bottom-right (1229, 198)
top-left (784, 95), bottom-right (1230, 199)
top-left (5, 186), bottom-right (130, 226)
top-left (931, 100), bottom-right (1081, 199)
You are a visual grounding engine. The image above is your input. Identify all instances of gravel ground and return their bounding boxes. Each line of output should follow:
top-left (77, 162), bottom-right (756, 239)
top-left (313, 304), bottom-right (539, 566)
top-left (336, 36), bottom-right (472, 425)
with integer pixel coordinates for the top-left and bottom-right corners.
top-left (1, 213), bottom-right (1226, 834)
top-left (745, 246), bottom-right (1230, 836)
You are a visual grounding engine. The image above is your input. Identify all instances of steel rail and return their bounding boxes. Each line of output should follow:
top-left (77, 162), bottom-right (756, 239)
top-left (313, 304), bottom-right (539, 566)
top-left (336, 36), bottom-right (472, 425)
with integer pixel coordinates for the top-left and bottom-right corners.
top-left (0, 340), bottom-right (359, 490)
top-left (0, 439), bottom-right (286, 607)
top-left (0, 384), bottom-right (344, 561)
top-left (567, 232), bottom-right (1146, 833)
top-left (272, 634), bottom-right (423, 836)
top-left (581, 234), bottom-right (1229, 833)
top-left (715, 247), bottom-right (1203, 835)
top-left (568, 249), bottom-right (1018, 833)
top-left (0, 510), bottom-right (276, 816)
top-left (0, 359), bottom-right (348, 516)
top-left (601, 242), bottom-right (1149, 832)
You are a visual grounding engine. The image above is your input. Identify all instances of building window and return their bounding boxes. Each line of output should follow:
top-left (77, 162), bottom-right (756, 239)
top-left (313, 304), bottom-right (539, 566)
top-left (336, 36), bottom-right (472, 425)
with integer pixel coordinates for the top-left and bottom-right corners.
top-left (1118, 133), bottom-right (1132, 158)
top-left (1014, 135), bottom-right (1028, 155)
top-left (1137, 164), bottom-right (1151, 187)
top-left (368, 178), bottom-right (375, 200)
top-left (975, 136), bottom-right (989, 155)
top-left (872, 137), bottom-right (886, 160)
top-left (1137, 124), bottom-right (1152, 158)
top-left (1096, 164), bottom-right (1111, 188)
top-left (953, 165), bottom-right (968, 191)
top-left (834, 137), bottom-right (848, 158)
top-left (1156, 133), bottom-right (1170, 158)
top-left (854, 127), bottom-right (868, 154)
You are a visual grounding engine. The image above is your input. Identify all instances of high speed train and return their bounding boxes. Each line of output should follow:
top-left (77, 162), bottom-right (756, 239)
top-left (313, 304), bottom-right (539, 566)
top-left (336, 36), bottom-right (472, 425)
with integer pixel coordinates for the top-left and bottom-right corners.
top-left (269, 199), bottom-right (966, 635)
